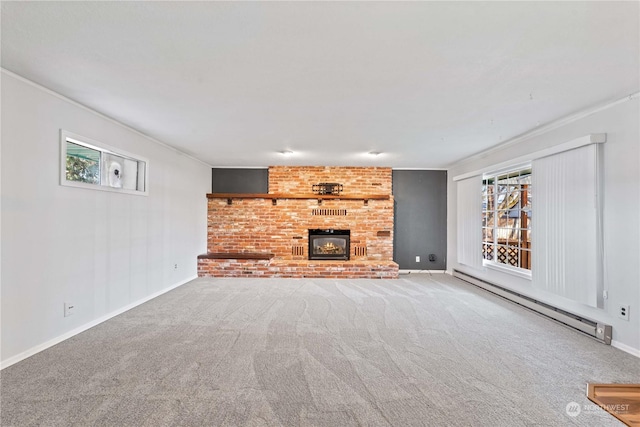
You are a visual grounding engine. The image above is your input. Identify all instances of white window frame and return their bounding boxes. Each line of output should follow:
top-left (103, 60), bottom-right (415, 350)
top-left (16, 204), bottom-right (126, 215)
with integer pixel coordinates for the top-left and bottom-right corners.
top-left (482, 163), bottom-right (532, 279)
top-left (454, 134), bottom-right (606, 286)
top-left (60, 130), bottom-right (149, 196)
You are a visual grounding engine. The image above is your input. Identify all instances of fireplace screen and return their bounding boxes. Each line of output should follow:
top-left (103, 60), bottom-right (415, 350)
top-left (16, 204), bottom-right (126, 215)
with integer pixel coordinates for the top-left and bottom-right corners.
top-left (309, 229), bottom-right (350, 260)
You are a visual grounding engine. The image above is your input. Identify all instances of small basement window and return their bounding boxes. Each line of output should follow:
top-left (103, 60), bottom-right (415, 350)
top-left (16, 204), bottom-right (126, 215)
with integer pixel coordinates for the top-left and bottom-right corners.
top-left (60, 130), bottom-right (148, 195)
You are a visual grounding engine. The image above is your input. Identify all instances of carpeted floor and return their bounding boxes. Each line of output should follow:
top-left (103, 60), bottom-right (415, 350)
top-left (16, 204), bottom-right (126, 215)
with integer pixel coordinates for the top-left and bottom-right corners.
top-left (1, 274), bottom-right (638, 426)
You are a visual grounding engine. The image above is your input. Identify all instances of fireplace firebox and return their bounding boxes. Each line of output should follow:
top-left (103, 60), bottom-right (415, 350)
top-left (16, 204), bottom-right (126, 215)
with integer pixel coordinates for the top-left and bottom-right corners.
top-left (309, 229), bottom-right (350, 260)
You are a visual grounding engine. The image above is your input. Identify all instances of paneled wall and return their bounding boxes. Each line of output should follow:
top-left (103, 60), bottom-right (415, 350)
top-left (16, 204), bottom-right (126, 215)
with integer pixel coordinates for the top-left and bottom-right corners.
top-left (1, 72), bottom-right (210, 367)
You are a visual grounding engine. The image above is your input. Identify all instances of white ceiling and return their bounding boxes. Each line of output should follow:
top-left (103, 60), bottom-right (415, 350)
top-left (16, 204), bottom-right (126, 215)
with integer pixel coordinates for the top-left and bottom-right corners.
top-left (2, 1), bottom-right (638, 168)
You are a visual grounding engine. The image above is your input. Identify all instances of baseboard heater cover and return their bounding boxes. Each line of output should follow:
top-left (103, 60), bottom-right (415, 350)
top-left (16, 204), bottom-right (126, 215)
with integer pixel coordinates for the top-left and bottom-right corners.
top-left (452, 269), bottom-right (612, 345)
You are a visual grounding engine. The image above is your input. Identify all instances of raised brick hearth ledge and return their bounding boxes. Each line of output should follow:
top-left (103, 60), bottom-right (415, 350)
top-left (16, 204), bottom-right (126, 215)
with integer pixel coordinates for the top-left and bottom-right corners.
top-left (198, 258), bottom-right (399, 279)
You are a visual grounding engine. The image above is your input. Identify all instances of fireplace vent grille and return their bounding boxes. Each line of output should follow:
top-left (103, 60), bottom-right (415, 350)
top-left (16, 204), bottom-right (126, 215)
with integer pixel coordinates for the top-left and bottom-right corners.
top-left (354, 246), bottom-right (367, 257)
top-left (312, 209), bottom-right (347, 216)
top-left (292, 245), bottom-right (305, 256)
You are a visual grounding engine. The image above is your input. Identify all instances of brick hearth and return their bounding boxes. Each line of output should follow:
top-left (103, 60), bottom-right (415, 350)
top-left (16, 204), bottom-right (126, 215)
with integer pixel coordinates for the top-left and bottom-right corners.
top-left (198, 166), bottom-right (399, 278)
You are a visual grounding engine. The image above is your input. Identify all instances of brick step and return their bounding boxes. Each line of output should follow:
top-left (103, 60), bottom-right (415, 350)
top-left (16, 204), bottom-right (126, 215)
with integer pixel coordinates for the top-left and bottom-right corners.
top-left (197, 258), bottom-right (399, 279)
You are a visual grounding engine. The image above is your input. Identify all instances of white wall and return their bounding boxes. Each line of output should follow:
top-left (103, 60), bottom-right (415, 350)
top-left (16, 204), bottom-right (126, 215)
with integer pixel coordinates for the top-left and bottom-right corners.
top-left (447, 97), bottom-right (640, 355)
top-left (1, 72), bottom-right (211, 366)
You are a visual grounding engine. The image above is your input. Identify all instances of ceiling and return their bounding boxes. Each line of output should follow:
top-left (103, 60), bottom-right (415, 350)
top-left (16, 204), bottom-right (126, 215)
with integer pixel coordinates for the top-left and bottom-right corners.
top-left (2, 1), bottom-right (638, 168)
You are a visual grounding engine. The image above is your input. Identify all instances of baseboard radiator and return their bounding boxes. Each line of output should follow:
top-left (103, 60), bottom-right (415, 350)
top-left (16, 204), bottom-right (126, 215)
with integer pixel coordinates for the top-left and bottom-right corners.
top-left (452, 269), bottom-right (612, 345)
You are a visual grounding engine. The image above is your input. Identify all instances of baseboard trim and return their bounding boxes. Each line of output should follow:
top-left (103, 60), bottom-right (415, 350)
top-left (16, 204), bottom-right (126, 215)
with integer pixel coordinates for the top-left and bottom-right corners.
top-left (452, 269), bottom-right (612, 344)
top-left (399, 270), bottom-right (446, 274)
top-left (1, 275), bottom-right (197, 370)
top-left (611, 340), bottom-right (640, 358)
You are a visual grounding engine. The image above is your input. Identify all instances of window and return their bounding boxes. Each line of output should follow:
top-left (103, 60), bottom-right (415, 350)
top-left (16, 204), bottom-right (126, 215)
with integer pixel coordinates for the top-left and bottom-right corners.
top-left (61, 130), bottom-right (148, 195)
top-left (455, 134), bottom-right (605, 305)
top-left (66, 141), bottom-right (101, 184)
top-left (482, 166), bottom-right (531, 271)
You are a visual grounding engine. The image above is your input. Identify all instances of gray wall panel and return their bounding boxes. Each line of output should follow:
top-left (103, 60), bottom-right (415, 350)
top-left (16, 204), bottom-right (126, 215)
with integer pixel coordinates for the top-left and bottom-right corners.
top-left (393, 170), bottom-right (447, 270)
top-left (211, 168), bottom-right (268, 193)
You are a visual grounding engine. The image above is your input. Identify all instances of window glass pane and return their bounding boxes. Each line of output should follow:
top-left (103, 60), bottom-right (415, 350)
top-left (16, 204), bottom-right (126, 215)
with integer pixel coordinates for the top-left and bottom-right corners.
top-left (520, 188), bottom-right (530, 210)
top-left (495, 244), bottom-right (509, 265)
top-left (496, 228), bottom-right (512, 242)
top-left (483, 209), bottom-right (495, 227)
top-left (486, 214), bottom-right (496, 228)
top-left (486, 186), bottom-right (494, 211)
top-left (496, 185), bottom-right (508, 206)
top-left (66, 141), bottom-right (100, 184)
top-left (506, 188), bottom-right (519, 210)
top-left (102, 153), bottom-right (126, 188)
top-left (483, 244), bottom-right (494, 260)
top-left (121, 158), bottom-right (139, 191)
top-left (498, 210), bottom-right (518, 229)
top-left (506, 244), bottom-right (519, 267)
top-left (137, 161), bottom-right (146, 192)
top-left (519, 249), bottom-right (532, 269)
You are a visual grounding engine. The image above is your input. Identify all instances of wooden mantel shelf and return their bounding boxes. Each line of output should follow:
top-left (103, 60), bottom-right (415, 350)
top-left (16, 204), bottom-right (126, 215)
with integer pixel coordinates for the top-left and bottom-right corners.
top-left (198, 252), bottom-right (274, 260)
top-left (207, 193), bottom-right (390, 200)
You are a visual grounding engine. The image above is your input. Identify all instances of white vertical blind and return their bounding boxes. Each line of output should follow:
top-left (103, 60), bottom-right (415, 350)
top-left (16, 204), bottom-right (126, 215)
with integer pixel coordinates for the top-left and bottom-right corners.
top-left (457, 176), bottom-right (483, 269)
top-left (532, 144), bottom-right (603, 307)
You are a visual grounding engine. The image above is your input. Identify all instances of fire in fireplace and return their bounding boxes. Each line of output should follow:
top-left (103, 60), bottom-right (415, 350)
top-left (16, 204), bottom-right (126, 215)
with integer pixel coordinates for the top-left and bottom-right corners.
top-left (308, 229), bottom-right (350, 260)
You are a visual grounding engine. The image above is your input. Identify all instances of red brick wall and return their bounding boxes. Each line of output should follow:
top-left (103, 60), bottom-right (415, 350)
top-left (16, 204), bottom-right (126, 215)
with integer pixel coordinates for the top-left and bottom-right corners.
top-left (207, 166), bottom-right (394, 262)
top-left (268, 166), bottom-right (392, 195)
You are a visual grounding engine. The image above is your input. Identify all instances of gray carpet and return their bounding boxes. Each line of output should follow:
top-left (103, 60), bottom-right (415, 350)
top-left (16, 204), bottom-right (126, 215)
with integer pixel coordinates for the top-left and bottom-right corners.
top-left (1, 274), bottom-right (638, 426)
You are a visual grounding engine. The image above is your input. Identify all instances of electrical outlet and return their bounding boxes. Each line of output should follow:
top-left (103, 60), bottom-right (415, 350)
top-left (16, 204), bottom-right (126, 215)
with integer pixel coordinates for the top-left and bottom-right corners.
top-left (603, 290), bottom-right (608, 300)
top-left (618, 305), bottom-right (630, 321)
top-left (174, 264), bottom-right (178, 270)
top-left (64, 302), bottom-right (75, 317)
top-left (415, 256), bottom-right (420, 263)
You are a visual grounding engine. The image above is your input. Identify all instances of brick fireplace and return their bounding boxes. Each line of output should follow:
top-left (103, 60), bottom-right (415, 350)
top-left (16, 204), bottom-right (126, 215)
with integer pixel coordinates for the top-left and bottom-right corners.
top-left (197, 166), bottom-right (399, 278)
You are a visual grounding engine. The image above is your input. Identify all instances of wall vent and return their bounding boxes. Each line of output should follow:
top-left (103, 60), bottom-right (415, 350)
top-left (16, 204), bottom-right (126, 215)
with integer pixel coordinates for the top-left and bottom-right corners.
top-left (452, 269), bottom-right (612, 345)
top-left (292, 245), bottom-right (304, 256)
top-left (354, 246), bottom-right (367, 257)
top-left (312, 208), bottom-right (347, 216)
